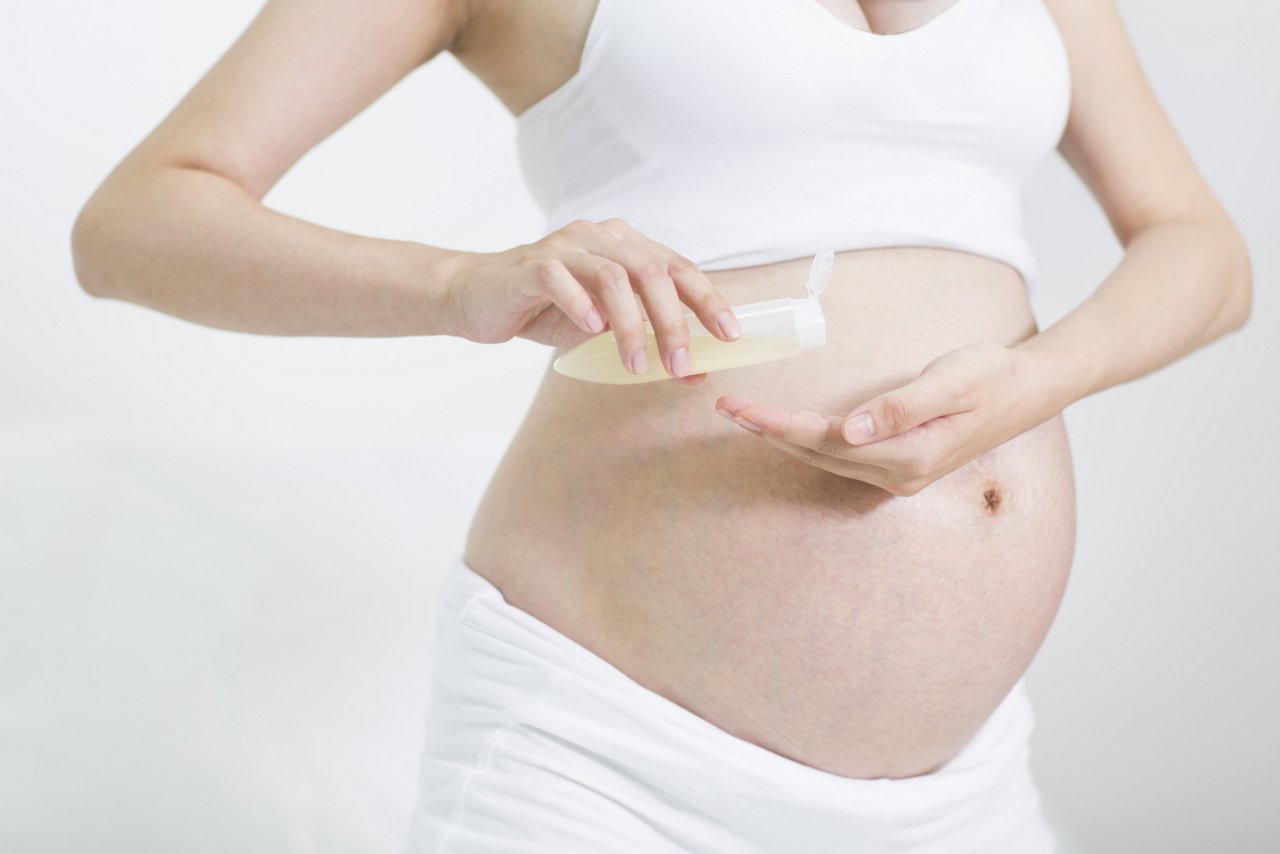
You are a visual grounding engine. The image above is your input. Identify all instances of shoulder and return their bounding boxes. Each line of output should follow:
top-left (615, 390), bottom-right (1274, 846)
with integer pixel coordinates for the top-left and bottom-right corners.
top-left (1038, 0), bottom-right (1131, 79)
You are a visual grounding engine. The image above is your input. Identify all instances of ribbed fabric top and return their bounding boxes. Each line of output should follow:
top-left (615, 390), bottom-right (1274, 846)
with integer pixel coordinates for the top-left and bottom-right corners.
top-left (514, 0), bottom-right (1070, 290)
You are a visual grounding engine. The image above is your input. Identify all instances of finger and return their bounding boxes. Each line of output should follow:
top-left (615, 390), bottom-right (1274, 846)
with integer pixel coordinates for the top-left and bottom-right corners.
top-left (716, 398), bottom-right (930, 493)
top-left (717, 394), bottom-right (854, 459)
top-left (559, 250), bottom-right (649, 375)
top-left (841, 373), bottom-right (968, 445)
top-left (755, 432), bottom-right (893, 485)
top-left (674, 372), bottom-right (708, 386)
top-left (531, 255), bottom-right (606, 334)
top-left (637, 278), bottom-right (694, 378)
top-left (717, 392), bottom-right (954, 474)
top-left (669, 258), bottom-right (742, 343)
top-left (829, 413), bottom-right (962, 470)
top-left (607, 243), bottom-right (693, 378)
top-left (716, 396), bottom-right (835, 449)
top-left (600, 219), bottom-right (741, 344)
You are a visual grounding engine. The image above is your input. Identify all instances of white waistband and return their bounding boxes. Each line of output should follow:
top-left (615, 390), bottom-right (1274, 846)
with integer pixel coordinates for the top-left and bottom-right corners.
top-left (435, 553), bottom-right (1037, 820)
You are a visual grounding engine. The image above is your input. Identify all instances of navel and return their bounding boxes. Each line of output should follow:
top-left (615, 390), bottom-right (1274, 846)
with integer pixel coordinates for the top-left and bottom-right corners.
top-left (982, 486), bottom-right (1003, 515)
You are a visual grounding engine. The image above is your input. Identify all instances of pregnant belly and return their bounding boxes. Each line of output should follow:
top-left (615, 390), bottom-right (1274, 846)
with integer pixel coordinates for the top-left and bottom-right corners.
top-left (462, 247), bottom-right (1077, 779)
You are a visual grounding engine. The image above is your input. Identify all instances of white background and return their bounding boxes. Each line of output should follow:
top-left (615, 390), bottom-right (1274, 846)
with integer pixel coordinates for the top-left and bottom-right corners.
top-left (2, 1), bottom-right (1276, 852)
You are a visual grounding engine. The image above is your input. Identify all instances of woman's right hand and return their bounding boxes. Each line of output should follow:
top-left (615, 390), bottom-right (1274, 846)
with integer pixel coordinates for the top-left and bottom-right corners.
top-left (445, 218), bottom-right (742, 384)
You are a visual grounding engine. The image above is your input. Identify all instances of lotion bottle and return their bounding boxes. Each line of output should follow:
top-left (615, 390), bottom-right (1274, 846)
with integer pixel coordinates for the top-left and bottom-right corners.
top-left (552, 248), bottom-right (834, 385)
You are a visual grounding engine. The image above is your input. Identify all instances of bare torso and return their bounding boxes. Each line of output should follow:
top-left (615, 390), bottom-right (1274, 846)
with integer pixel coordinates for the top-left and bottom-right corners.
top-left (454, 0), bottom-right (1077, 780)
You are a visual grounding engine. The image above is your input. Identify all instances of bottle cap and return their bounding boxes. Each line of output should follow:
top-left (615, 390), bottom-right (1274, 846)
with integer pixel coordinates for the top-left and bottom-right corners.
top-left (794, 298), bottom-right (826, 350)
top-left (794, 248), bottom-right (834, 350)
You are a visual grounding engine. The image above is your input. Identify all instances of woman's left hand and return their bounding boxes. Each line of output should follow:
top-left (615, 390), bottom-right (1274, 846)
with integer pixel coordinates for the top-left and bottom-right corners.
top-left (714, 341), bottom-right (1060, 496)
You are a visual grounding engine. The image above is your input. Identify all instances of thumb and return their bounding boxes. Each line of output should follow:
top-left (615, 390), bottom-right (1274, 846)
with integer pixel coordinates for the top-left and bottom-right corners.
top-left (841, 375), bottom-right (957, 445)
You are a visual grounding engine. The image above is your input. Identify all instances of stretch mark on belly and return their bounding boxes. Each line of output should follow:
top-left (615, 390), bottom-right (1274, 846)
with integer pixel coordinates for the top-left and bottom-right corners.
top-left (982, 486), bottom-right (1003, 514)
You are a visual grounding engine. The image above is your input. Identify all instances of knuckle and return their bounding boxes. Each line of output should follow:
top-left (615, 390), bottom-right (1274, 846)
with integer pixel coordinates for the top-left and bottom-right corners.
top-left (617, 330), bottom-right (648, 354)
top-left (537, 233), bottom-right (571, 252)
top-left (531, 257), bottom-right (563, 289)
top-left (807, 424), bottom-right (838, 455)
top-left (633, 259), bottom-right (670, 284)
top-left (783, 410), bottom-right (804, 437)
top-left (669, 256), bottom-right (702, 278)
top-left (798, 446), bottom-right (822, 467)
top-left (880, 394), bottom-right (914, 432)
top-left (556, 219), bottom-right (595, 242)
top-left (520, 242), bottom-right (557, 262)
top-left (899, 453), bottom-right (932, 480)
top-left (655, 317), bottom-right (690, 340)
top-left (597, 218), bottom-right (630, 239)
top-left (596, 262), bottom-right (631, 293)
top-left (690, 283), bottom-right (730, 314)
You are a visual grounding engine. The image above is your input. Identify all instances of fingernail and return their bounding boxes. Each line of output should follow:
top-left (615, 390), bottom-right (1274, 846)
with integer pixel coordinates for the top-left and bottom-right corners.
top-left (844, 413), bottom-right (874, 443)
top-left (584, 307), bottom-right (604, 333)
top-left (717, 310), bottom-right (741, 340)
top-left (630, 349), bottom-right (648, 375)
top-left (670, 347), bottom-right (689, 377)
top-left (735, 417), bottom-right (762, 433)
top-left (715, 407), bottom-right (735, 422)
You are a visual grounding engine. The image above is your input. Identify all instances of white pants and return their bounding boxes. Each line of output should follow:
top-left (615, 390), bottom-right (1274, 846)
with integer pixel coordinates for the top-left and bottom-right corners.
top-left (404, 554), bottom-right (1057, 853)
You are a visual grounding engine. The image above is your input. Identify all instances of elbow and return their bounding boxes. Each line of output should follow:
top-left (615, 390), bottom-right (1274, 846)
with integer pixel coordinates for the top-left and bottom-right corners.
top-left (1220, 222), bottom-right (1253, 333)
top-left (70, 194), bottom-right (115, 298)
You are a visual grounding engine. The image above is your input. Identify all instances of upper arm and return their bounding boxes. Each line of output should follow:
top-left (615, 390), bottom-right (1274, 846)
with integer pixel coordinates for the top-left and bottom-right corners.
top-left (109, 0), bottom-right (469, 200)
top-left (1043, 0), bottom-right (1234, 245)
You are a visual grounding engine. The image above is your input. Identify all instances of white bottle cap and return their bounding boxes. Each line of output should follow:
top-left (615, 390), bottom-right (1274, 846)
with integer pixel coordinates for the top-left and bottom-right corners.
top-left (793, 248), bottom-right (834, 351)
top-left (794, 297), bottom-right (826, 350)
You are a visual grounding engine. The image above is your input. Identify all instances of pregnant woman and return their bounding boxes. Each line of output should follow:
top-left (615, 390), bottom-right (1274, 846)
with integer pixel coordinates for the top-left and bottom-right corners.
top-left (71, 0), bottom-right (1252, 850)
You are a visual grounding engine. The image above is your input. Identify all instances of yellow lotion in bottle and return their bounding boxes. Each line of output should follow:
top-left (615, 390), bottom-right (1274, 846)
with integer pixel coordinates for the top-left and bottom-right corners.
top-left (553, 248), bottom-right (834, 385)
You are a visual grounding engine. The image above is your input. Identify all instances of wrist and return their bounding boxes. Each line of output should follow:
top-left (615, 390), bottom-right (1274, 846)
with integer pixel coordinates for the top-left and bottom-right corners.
top-left (1010, 335), bottom-right (1087, 420)
top-left (401, 241), bottom-right (475, 338)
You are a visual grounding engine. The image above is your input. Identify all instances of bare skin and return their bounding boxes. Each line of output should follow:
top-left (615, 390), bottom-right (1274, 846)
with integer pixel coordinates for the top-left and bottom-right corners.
top-left (72, 0), bottom-right (1251, 779)
top-left (464, 247), bottom-right (1079, 778)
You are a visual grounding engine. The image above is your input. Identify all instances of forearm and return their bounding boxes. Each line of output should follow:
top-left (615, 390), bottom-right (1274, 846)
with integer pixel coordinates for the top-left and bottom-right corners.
top-left (1014, 218), bottom-right (1252, 413)
top-left (71, 164), bottom-right (466, 337)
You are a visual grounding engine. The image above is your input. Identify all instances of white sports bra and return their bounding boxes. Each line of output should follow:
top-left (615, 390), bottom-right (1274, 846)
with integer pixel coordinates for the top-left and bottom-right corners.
top-left (514, 0), bottom-right (1071, 290)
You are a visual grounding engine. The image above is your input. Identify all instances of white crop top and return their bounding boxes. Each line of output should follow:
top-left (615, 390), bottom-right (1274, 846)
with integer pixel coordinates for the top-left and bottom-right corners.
top-left (514, 0), bottom-right (1071, 290)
